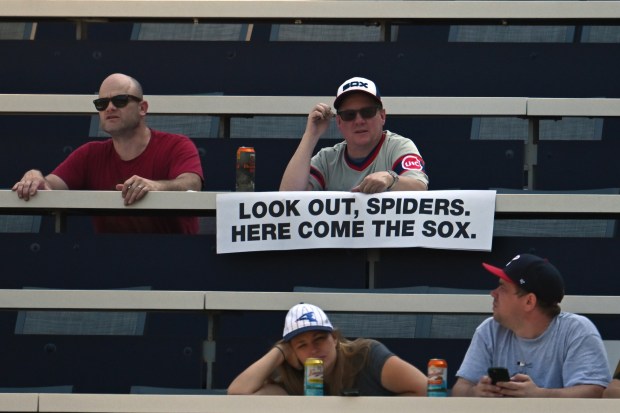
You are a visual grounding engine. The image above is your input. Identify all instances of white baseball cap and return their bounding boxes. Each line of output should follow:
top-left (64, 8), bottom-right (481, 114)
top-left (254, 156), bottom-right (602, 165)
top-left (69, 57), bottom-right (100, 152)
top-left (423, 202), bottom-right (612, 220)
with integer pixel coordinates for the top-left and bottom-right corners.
top-left (334, 76), bottom-right (382, 109)
top-left (282, 303), bottom-right (334, 341)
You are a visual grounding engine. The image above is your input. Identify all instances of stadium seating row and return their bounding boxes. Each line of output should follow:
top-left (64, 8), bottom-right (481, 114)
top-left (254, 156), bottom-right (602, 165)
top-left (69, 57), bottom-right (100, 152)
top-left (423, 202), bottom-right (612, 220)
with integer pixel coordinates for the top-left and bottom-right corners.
top-left (0, 288), bottom-right (617, 393)
top-left (0, 392), bottom-right (618, 413)
top-left (5, 0), bottom-right (620, 21)
top-left (1, 0), bottom-right (620, 397)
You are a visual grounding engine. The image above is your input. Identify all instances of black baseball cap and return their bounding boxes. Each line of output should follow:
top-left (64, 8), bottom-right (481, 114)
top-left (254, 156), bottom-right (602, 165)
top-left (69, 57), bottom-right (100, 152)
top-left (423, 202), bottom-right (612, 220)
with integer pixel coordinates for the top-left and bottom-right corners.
top-left (482, 253), bottom-right (565, 305)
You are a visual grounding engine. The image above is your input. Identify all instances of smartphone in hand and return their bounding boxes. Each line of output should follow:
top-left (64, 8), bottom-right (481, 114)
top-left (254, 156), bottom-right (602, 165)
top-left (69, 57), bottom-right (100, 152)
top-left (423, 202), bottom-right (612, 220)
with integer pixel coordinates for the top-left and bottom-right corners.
top-left (488, 367), bottom-right (511, 385)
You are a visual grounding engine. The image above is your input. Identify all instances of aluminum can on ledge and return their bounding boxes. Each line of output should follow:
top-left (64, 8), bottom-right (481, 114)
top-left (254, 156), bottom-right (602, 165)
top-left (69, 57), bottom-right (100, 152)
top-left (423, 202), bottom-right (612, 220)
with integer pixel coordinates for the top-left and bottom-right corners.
top-left (236, 146), bottom-right (255, 191)
top-left (304, 358), bottom-right (324, 396)
top-left (427, 358), bottom-right (448, 397)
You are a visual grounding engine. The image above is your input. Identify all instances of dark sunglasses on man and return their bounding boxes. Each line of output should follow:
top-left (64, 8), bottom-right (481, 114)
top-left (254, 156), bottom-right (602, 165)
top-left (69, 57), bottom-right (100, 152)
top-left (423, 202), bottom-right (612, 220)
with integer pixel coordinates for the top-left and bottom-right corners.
top-left (93, 94), bottom-right (142, 111)
top-left (337, 106), bottom-right (381, 122)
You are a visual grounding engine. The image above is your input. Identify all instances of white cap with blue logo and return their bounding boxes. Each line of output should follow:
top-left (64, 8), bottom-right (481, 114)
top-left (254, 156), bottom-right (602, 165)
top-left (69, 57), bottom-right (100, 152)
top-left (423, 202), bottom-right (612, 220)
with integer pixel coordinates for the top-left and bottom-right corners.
top-left (282, 303), bottom-right (334, 341)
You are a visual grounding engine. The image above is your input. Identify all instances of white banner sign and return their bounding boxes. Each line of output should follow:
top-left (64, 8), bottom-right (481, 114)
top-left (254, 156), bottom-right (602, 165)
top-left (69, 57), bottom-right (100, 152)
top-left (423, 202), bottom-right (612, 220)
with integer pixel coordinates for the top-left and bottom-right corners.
top-left (216, 190), bottom-right (496, 254)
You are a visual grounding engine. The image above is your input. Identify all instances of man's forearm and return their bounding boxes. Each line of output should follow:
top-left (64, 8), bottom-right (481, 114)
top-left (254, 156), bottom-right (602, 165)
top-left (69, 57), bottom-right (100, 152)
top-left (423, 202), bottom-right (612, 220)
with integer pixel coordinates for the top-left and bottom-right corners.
top-left (156, 173), bottom-right (202, 191)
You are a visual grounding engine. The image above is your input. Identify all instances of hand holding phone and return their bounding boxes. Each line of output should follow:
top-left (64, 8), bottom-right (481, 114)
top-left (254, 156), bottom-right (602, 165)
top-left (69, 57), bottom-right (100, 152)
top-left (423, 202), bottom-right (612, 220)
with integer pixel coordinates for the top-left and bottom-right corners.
top-left (487, 367), bottom-right (511, 385)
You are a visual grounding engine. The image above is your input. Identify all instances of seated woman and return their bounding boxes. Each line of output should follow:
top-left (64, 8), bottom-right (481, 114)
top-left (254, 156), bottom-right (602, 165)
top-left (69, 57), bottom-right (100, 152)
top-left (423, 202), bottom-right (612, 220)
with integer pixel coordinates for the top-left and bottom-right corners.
top-left (227, 302), bottom-right (427, 396)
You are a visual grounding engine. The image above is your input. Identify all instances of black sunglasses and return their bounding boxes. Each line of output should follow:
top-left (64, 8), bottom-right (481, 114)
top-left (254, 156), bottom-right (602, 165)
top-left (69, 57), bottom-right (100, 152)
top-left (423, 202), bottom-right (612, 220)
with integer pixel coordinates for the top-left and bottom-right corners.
top-left (337, 106), bottom-right (381, 122)
top-left (93, 94), bottom-right (142, 111)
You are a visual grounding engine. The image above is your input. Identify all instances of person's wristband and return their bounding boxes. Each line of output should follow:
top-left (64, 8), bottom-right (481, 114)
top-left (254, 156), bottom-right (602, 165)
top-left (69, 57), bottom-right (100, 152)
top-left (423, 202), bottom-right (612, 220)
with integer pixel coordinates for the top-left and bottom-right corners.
top-left (386, 170), bottom-right (399, 191)
top-left (273, 345), bottom-right (286, 361)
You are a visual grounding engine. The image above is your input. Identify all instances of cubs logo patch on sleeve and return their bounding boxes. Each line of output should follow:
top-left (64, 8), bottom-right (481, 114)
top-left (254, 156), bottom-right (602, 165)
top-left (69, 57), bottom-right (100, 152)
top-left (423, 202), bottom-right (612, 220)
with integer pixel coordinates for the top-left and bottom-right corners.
top-left (401, 154), bottom-right (424, 171)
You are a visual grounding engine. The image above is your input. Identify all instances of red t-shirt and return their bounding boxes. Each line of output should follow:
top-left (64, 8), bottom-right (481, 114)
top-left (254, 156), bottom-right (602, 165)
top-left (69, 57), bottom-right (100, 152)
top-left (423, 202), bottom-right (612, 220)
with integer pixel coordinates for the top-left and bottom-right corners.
top-left (52, 129), bottom-right (204, 234)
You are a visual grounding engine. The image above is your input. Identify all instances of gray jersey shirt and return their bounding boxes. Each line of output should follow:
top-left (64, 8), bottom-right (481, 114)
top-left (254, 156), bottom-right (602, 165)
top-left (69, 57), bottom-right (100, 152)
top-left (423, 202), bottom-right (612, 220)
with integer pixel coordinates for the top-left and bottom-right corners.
top-left (309, 130), bottom-right (428, 191)
top-left (456, 312), bottom-right (611, 388)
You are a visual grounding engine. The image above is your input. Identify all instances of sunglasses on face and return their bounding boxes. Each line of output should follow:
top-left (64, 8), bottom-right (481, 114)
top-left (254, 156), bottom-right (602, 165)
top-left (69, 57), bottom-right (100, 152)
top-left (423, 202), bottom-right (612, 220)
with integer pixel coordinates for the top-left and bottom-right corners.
top-left (93, 94), bottom-right (142, 111)
top-left (337, 106), bottom-right (381, 122)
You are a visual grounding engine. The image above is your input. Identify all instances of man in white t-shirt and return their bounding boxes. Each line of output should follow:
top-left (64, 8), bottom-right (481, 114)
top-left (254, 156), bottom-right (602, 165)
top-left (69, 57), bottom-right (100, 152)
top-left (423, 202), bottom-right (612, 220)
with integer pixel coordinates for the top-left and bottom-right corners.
top-left (452, 253), bottom-right (611, 398)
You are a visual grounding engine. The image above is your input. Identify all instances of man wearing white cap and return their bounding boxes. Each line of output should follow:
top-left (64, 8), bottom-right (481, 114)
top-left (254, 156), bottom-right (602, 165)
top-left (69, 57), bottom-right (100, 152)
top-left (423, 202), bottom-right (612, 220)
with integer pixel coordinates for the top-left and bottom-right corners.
top-left (452, 254), bottom-right (610, 398)
top-left (228, 302), bottom-right (427, 396)
top-left (280, 77), bottom-right (428, 193)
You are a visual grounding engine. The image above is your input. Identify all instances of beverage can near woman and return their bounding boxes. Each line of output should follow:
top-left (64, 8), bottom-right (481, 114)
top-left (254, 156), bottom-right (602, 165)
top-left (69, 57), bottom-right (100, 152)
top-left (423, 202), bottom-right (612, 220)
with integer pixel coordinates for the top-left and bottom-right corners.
top-left (304, 358), bottom-right (324, 396)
